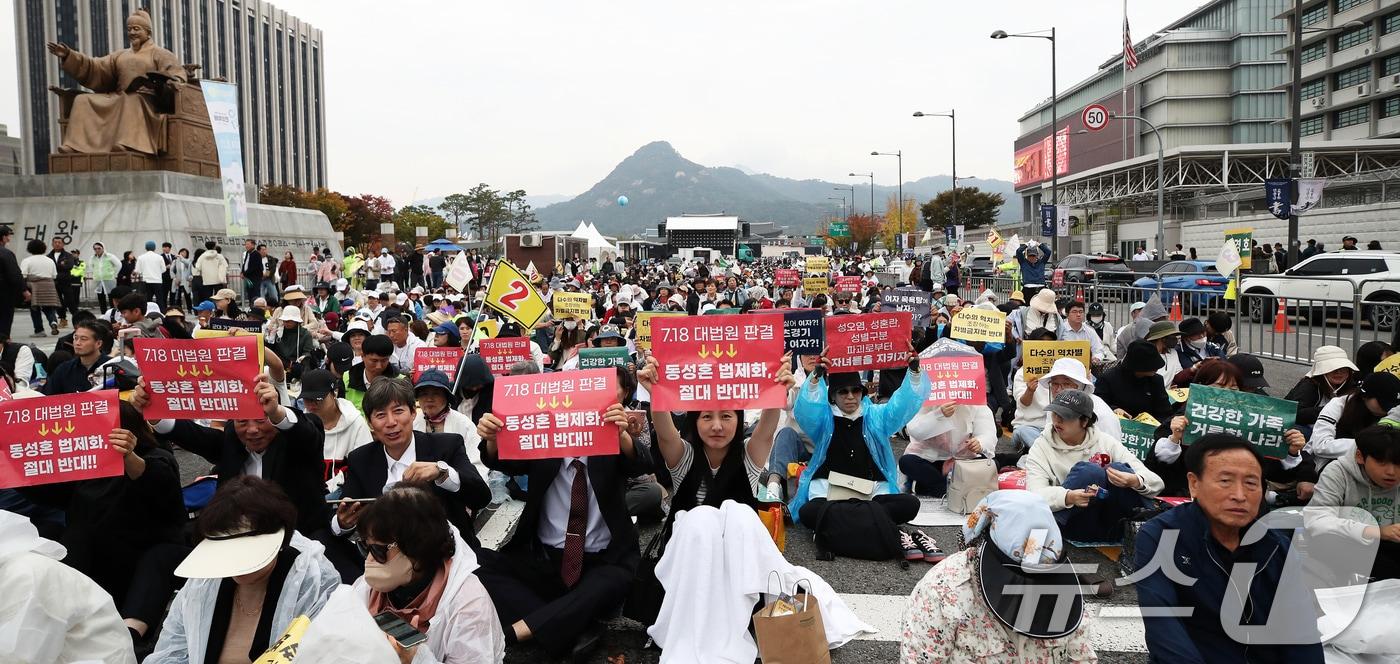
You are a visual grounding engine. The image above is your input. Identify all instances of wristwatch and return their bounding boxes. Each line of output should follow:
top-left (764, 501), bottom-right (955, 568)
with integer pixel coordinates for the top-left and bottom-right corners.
top-left (435, 461), bottom-right (450, 481)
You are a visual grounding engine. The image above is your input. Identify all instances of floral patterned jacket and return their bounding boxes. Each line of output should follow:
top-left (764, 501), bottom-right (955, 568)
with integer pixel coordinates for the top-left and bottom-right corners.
top-left (899, 548), bottom-right (1097, 663)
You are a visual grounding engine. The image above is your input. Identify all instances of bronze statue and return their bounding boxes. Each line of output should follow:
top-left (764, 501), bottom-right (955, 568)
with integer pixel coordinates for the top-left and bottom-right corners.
top-left (46, 8), bottom-right (186, 155)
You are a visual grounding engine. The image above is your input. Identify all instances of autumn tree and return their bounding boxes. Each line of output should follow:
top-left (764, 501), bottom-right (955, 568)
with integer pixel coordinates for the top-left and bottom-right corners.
top-left (339, 194), bottom-right (394, 249)
top-left (820, 214), bottom-right (882, 254)
top-left (258, 184), bottom-right (308, 207)
top-left (880, 196), bottom-right (919, 249)
top-left (920, 186), bottom-right (1004, 229)
top-left (393, 204), bottom-right (450, 243)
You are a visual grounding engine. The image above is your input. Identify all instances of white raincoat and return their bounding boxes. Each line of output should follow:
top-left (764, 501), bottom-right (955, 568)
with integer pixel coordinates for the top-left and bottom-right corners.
top-left (146, 533), bottom-right (340, 664)
top-left (0, 511), bottom-right (136, 664)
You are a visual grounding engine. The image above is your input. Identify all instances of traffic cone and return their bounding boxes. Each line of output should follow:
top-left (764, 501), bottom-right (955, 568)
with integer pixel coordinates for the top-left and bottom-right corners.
top-left (1169, 294), bottom-right (1183, 322)
top-left (1076, 286), bottom-right (1085, 302)
top-left (1273, 298), bottom-right (1294, 333)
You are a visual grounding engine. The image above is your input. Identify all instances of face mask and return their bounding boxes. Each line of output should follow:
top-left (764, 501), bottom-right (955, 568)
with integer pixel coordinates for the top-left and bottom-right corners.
top-left (936, 324), bottom-right (946, 336)
top-left (1189, 338), bottom-right (1208, 350)
top-left (564, 320), bottom-right (578, 330)
top-left (1089, 316), bottom-right (1104, 324)
top-left (363, 549), bottom-right (415, 592)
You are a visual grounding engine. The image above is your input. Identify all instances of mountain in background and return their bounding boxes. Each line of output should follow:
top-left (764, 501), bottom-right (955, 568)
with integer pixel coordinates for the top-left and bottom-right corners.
top-left (530, 141), bottom-right (1021, 237)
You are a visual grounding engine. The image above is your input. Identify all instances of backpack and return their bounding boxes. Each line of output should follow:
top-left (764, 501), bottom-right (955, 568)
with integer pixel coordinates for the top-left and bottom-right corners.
top-left (946, 458), bottom-right (998, 514)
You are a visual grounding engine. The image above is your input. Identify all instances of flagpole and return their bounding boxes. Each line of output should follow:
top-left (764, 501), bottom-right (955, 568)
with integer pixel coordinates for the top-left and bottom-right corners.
top-left (1122, 0), bottom-right (1129, 162)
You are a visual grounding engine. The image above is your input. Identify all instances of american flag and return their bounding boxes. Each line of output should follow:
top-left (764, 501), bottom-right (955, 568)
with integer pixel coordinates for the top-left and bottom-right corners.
top-left (1124, 16), bottom-right (1139, 70)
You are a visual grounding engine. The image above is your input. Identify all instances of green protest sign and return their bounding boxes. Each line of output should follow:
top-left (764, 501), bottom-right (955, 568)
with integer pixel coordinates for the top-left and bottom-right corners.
top-left (1182, 384), bottom-right (1296, 459)
top-left (577, 347), bottom-right (631, 369)
top-left (1119, 418), bottom-right (1157, 462)
top-left (703, 308), bottom-right (742, 315)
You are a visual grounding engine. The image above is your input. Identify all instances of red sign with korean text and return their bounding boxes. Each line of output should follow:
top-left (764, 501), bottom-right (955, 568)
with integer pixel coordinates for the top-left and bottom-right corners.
top-left (920, 355), bottom-right (987, 406)
top-left (650, 314), bottom-right (787, 410)
top-left (834, 276), bottom-right (863, 293)
top-left (774, 269), bottom-right (801, 288)
top-left (493, 368), bottom-right (619, 460)
top-left (477, 338), bottom-right (530, 376)
top-left (0, 390), bottom-right (122, 489)
top-left (824, 312), bottom-right (913, 372)
top-left (413, 346), bottom-right (466, 382)
top-left (136, 337), bottom-right (262, 420)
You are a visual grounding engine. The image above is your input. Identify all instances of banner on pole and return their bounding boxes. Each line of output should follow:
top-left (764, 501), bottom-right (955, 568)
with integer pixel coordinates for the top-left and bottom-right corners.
top-left (413, 346), bottom-right (465, 382)
top-left (1183, 384), bottom-right (1297, 459)
top-left (551, 292), bottom-right (593, 320)
top-left (201, 81), bottom-right (249, 238)
top-left (920, 355), bottom-right (986, 405)
top-left (1020, 340), bottom-right (1092, 381)
top-left (1264, 179), bottom-right (1290, 220)
top-left (1295, 178), bottom-right (1327, 214)
top-left (949, 308), bottom-right (1006, 343)
top-left (650, 314), bottom-right (787, 410)
top-left (824, 312), bottom-right (912, 372)
top-left (492, 369), bottom-right (619, 460)
top-left (1039, 204), bottom-right (1056, 237)
top-left (136, 337), bottom-right (262, 420)
top-left (1055, 206), bottom-right (1070, 238)
top-left (634, 311), bottom-right (683, 350)
top-left (1224, 227), bottom-right (1253, 270)
top-left (782, 308), bottom-right (825, 355)
top-left (477, 338), bottom-right (529, 376)
top-left (484, 261), bottom-right (548, 329)
top-left (444, 252), bottom-right (473, 292)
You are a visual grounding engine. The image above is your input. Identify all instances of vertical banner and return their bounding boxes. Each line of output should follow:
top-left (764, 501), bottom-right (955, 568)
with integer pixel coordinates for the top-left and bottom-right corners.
top-left (1039, 204), bottom-right (1055, 237)
top-left (413, 346), bottom-right (466, 382)
top-left (201, 81), bottom-right (249, 238)
top-left (1264, 178), bottom-right (1290, 220)
top-left (650, 314), bottom-right (787, 410)
top-left (477, 338), bottom-right (531, 376)
top-left (781, 308), bottom-right (825, 355)
top-left (1055, 206), bottom-right (1069, 238)
top-left (0, 390), bottom-right (123, 489)
top-left (920, 355), bottom-right (986, 405)
top-left (823, 312), bottom-right (913, 372)
top-left (1224, 227), bottom-right (1253, 271)
top-left (492, 369), bottom-right (619, 460)
top-left (135, 337), bottom-right (262, 420)
top-left (1295, 177), bottom-right (1327, 214)
top-left (955, 224), bottom-right (966, 249)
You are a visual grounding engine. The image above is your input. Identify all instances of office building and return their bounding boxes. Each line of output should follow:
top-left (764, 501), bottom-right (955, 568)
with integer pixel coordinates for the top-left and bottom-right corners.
top-left (0, 124), bottom-right (21, 175)
top-left (13, 0), bottom-right (326, 189)
top-left (1289, 0), bottom-right (1400, 141)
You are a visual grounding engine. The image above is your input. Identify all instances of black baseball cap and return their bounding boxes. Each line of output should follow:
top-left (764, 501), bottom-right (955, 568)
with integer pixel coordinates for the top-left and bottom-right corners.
top-left (325, 341), bottom-right (354, 374)
top-left (1362, 372), bottom-right (1400, 411)
top-left (1226, 354), bottom-right (1269, 390)
top-left (300, 369), bottom-right (336, 401)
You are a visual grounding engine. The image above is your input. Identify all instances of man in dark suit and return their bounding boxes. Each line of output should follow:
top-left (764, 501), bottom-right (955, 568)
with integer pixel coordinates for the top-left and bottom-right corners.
top-left (0, 226), bottom-right (26, 336)
top-left (331, 375), bottom-right (489, 554)
top-left (475, 401), bottom-right (643, 661)
top-left (134, 372), bottom-right (330, 536)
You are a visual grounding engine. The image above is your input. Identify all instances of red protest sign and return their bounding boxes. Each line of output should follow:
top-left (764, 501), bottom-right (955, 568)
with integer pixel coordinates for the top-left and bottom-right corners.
top-left (493, 368), bottom-right (619, 460)
top-left (136, 337), bottom-right (262, 420)
top-left (413, 346), bottom-right (466, 382)
top-left (834, 276), bottom-right (863, 293)
top-left (477, 338), bottom-right (530, 376)
top-left (0, 390), bottom-right (122, 489)
top-left (650, 314), bottom-right (787, 410)
top-left (920, 355), bottom-right (987, 406)
top-left (774, 269), bottom-right (801, 288)
top-left (824, 312), bottom-right (913, 372)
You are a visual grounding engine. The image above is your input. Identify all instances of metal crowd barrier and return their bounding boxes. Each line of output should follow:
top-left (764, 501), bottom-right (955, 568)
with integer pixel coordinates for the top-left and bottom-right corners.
top-left (951, 271), bottom-right (1400, 365)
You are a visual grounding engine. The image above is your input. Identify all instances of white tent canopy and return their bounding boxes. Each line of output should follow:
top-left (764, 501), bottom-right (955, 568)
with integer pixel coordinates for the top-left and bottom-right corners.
top-left (571, 221), bottom-right (618, 259)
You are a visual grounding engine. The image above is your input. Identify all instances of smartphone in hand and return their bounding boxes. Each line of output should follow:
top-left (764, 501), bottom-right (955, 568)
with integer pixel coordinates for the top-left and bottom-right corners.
top-left (374, 611), bottom-right (428, 648)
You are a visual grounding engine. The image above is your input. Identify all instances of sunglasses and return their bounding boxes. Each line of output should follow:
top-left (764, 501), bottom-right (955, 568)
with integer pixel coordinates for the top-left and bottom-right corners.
top-left (355, 537), bottom-right (399, 564)
top-left (835, 387), bottom-right (864, 396)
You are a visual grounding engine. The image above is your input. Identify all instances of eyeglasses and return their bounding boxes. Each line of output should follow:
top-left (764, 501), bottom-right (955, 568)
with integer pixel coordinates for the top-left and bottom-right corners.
top-left (355, 537), bottom-right (399, 564)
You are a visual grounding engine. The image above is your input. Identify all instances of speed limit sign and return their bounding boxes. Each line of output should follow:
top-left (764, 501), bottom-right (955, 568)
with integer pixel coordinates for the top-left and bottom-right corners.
top-left (1082, 104), bottom-right (1109, 131)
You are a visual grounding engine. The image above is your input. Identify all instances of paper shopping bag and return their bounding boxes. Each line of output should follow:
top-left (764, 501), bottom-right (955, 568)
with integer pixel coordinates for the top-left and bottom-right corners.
top-left (753, 592), bottom-right (829, 664)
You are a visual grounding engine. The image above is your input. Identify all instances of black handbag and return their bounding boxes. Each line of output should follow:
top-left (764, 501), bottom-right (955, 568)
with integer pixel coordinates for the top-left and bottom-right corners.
top-left (623, 523), bottom-right (670, 625)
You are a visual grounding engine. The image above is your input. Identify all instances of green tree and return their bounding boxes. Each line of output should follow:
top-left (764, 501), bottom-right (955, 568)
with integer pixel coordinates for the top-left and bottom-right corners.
top-left (393, 204), bottom-right (450, 243)
top-left (258, 184), bottom-right (308, 207)
top-left (437, 193), bottom-right (473, 237)
top-left (920, 186), bottom-right (1004, 229)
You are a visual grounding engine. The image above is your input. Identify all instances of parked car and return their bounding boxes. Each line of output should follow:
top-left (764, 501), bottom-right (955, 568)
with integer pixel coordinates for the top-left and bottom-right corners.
top-left (967, 256), bottom-right (996, 278)
top-left (1240, 251), bottom-right (1400, 330)
top-left (1051, 253), bottom-right (1135, 286)
top-left (1132, 260), bottom-right (1228, 311)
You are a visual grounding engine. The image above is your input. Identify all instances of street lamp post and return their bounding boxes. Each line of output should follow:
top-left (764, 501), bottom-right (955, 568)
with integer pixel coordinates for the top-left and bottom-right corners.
top-left (913, 110), bottom-right (957, 232)
top-left (1111, 113), bottom-right (1165, 258)
top-left (827, 195), bottom-right (847, 221)
top-left (992, 28), bottom-right (1058, 256)
top-left (871, 150), bottom-right (903, 232)
top-left (849, 172), bottom-right (875, 223)
top-left (833, 184), bottom-right (857, 215)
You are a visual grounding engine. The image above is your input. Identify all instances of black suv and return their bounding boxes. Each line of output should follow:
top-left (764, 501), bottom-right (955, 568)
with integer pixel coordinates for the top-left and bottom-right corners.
top-left (1052, 253), bottom-right (1134, 284)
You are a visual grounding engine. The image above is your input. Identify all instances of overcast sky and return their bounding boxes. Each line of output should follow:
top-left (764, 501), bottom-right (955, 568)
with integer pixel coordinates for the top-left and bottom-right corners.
top-left (0, 0), bottom-right (1195, 206)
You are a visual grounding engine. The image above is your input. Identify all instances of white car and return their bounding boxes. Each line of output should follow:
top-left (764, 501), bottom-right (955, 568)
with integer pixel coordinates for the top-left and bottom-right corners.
top-left (1240, 250), bottom-right (1400, 330)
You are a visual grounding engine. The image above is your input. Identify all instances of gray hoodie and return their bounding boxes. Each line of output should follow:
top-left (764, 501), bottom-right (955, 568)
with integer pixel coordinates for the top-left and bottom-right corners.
top-left (1304, 453), bottom-right (1400, 544)
top-left (1114, 295), bottom-right (1167, 359)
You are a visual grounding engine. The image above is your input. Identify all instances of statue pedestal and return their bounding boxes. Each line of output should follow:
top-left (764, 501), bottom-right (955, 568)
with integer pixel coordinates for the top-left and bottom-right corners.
top-left (0, 171), bottom-right (339, 262)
